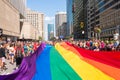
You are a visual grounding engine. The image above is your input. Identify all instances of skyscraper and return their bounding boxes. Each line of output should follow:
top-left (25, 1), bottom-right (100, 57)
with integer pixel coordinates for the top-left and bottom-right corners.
top-left (55, 12), bottom-right (67, 37)
top-left (87, 0), bottom-right (120, 39)
top-left (48, 24), bottom-right (54, 40)
top-left (67, 0), bottom-right (73, 36)
top-left (24, 8), bottom-right (44, 40)
top-left (73, 0), bottom-right (88, 39)
top-left (61, 22), bottom-right (67, 38)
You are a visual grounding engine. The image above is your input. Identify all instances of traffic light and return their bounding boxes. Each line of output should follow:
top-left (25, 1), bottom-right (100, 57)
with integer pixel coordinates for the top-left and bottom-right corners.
top-left (0, 28), bottom-right (3, 36)
top-left (80, 22), bottom-right (84, 28)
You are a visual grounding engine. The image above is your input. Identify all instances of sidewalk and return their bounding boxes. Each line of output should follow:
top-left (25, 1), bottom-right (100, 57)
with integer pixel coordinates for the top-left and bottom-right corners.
top-left (0, 59), bottom-right (16, 75)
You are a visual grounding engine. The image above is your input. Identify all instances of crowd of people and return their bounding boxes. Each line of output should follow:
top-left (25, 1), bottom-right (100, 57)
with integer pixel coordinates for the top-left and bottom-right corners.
top-left (0, 41), bottom-right (40, 71)
top-left (71, 39), bottom-right (120, 51)
top-left (0, 38), bottom-right (120, 72)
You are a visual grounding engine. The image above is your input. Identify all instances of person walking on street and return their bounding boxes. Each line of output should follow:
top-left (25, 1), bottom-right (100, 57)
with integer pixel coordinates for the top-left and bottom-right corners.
top-left (15, 43), bottom-right (24, 69)
top-left (0, 43), bottom-right (7, 71)
top-left (9, 44), bottom-right (15, 65)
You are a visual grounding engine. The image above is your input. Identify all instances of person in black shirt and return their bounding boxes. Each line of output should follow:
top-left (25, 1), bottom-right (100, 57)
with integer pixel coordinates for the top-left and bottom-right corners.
top-left (0, 43), bottom-right (7, 70)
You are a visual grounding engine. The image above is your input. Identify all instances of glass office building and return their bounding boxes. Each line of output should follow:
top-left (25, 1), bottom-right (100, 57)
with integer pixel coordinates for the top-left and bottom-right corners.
top-left (48, 24), bottom-right (54, 40)
top-left (67, 0), bottom-right (73, 36)
top-left (73, 0), bottom-right (88, 39)
top-left (87, 0), bottom-right (120, 39)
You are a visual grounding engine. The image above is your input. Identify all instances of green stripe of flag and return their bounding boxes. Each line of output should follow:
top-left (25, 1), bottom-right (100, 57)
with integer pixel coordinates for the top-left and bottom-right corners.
top-left (50, 47), bottom-right (82, 80)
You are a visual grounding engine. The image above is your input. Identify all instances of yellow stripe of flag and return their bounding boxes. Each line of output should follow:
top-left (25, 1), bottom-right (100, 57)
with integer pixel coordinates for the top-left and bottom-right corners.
top-left (55, 43), bottom-right (114, 80)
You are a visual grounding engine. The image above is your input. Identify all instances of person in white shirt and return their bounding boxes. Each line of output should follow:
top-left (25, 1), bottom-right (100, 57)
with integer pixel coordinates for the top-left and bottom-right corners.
top-left (9, 44), bottom-right (15, 64)
top-left (113, 31), bottom-right (119, 40)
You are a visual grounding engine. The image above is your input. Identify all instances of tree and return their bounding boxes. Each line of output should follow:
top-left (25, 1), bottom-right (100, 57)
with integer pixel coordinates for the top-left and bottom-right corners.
top-left (94, 26), bottom-right (101, 33)
top-left (38, 36), bottom-right (42, 41)
top-left (65, 36), bottom-right (71, 40)
top-left (50, 37), bottom-right (56, 41)
top-left (94, 26), bottom-right (101, 40)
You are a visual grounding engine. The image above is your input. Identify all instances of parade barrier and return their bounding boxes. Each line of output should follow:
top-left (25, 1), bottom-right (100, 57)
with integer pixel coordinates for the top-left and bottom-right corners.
top-left (0, 42), bottom-right (120, 80)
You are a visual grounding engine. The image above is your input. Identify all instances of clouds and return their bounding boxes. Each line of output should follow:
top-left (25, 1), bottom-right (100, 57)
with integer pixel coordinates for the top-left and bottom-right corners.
top-left (45, 16), bottom-right (55, 24)
top-left (44, 16), bottom-right (55, 40)
top-left (45, 16), bottom-right (54, 21)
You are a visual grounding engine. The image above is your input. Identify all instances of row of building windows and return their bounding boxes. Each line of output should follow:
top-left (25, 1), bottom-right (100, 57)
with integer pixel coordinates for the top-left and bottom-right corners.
top-left (88, 4), bottom-right (120, 22)
top-left (113, 3), bottom-right (120, 9)
top-left (97, 0), bottom-right (119, 14)
top-left (100, 10), bottom-right (120, 29)
top-left (88, 0), bottom-right (119, 19)
top-left (101, 29), bottom-right (116, 37)
top-left (96, 0), bottom-right (101, 3)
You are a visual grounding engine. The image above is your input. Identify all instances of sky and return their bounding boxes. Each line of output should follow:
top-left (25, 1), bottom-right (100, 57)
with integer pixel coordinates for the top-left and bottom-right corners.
top-left (27, 0), bottom-right (66, 23)
top-left (27, 0), bottom-right (66, 40)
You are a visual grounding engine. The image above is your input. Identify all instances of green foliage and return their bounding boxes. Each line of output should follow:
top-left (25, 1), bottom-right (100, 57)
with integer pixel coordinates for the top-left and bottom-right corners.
top-left (38, 36), bottom-right (42, 41)
top-left (94, 27), bottom-right (101, 33)
top-left (65, 34), bottom-right (74, 40)
top-left (50, 37), bottom-right (56, 41)
top-left (97, 28), bottom-right (101, 33)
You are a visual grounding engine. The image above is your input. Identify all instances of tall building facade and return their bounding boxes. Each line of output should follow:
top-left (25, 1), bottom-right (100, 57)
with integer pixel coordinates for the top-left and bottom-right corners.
top-left (7, 0), bottom-right (26, 18)
top-left (87, 0), bottom-right (120, 39)
top-left (20, 22), bottom-right (37, 40)
top-left (60, 22), bottom-right (67, 38)
top-left (0, 0), bottom-right (26, 41)
top-left (55, 12), bottom-right (67, 37)
top-left (73, 0), bottom-right (88, 39)
top-left (67, 0), bottom-right (73, 36)
top-left (24, 9), bottom-right (44, 40)
top-left (7, 0), bottom-right (26, 34)
top-left (48, 24), bottom-right (54, 40)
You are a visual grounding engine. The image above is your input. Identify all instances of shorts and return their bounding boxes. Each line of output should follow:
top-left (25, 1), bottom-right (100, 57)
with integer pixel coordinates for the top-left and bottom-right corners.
top-left (2, 57), bottom-right (5, 62)
top-left (10, 54), bottom-right (14, 56)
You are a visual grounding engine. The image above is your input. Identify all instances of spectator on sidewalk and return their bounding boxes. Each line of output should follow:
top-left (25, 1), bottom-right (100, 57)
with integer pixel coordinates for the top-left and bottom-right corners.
top-left (15, 43), bottom-right (24, 69)
top-left (23, 43), bottom-right (28, 57)
top-left (113, 31), bottom-right (119, 41)
top-left (0, 43), bottom-right (7, 71)
top-left (9, 44), bottom-right (15, 65)
top-left (116, 43), bottom-right (120, 51)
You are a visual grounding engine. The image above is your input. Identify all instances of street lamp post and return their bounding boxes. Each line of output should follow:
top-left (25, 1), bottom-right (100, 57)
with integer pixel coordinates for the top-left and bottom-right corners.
top-left (35, 31), bottom-right (36, 40)
top-left (22, 34), bottom-right (24, 42)
top-left (82, 30), bottom-right (85, 39)
top-left (91, 31), bottom-right (94, 38)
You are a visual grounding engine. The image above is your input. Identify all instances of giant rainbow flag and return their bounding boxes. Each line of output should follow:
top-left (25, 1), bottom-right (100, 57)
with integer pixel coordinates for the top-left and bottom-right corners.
top-left (0, 42), bottom-right (120, 80)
